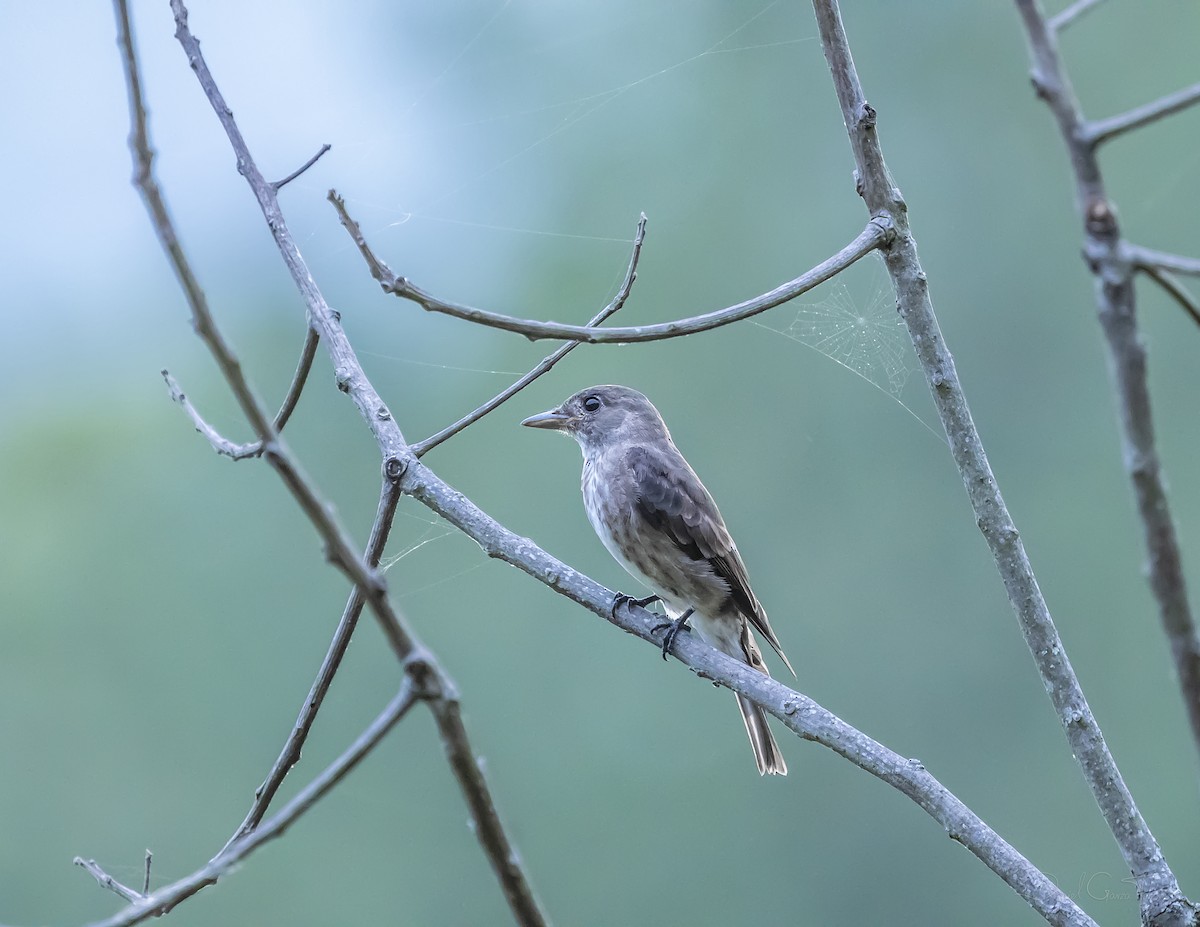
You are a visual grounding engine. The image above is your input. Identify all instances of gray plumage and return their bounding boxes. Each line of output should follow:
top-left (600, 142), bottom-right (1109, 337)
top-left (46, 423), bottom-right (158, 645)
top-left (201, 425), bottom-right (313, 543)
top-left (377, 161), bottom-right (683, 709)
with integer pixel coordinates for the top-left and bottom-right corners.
top-left (522, 384), bottom-right (793, 776)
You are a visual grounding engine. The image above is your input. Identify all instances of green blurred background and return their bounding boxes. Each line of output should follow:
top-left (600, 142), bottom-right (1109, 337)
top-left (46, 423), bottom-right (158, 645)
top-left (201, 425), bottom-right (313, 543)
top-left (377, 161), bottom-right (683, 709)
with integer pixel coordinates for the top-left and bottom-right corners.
top-left (2, 1), bottom-right (1198, 924)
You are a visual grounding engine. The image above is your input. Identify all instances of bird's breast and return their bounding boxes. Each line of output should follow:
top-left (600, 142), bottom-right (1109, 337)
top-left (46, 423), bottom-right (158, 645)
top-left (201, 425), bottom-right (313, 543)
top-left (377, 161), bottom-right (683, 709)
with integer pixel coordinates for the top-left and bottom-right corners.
top-left (581, 451), bottom-right (729, 619)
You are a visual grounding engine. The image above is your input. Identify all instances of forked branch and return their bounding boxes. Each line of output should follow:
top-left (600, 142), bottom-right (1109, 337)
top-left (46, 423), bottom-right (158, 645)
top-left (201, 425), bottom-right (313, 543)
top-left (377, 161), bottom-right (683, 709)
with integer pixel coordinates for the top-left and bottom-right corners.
top-left (1083, 81), bottom-right (1200, 148)
top-left (412, 213), bottom-right (648, 455)
top-left (1014, 0), bottom-right (1200, 854)
top-left (110, 3), bottom-right (551, 926)
top-left (802, 0), bottom-right (1197, 921)
top-left (332, 190), bottom-right (891, 344)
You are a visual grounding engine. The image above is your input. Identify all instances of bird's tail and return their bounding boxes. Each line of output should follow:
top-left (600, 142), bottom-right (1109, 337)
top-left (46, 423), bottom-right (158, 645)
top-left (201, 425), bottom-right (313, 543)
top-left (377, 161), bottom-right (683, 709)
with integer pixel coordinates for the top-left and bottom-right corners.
top-left (736, 693), bottom-right (787, 776)
top-left (694, 609), bottom-right (789, 776)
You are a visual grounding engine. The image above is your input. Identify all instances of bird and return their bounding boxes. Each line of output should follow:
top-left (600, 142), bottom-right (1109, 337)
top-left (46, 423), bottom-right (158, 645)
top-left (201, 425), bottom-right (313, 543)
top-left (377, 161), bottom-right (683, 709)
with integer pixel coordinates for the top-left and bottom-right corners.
top-left (521, 384), bottom-right (794, 776)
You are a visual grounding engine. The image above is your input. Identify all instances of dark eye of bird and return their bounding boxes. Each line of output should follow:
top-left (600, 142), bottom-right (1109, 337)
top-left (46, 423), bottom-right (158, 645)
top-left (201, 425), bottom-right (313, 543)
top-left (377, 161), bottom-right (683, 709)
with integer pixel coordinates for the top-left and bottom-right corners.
top-left (582, 396), bottom-right (601, 412)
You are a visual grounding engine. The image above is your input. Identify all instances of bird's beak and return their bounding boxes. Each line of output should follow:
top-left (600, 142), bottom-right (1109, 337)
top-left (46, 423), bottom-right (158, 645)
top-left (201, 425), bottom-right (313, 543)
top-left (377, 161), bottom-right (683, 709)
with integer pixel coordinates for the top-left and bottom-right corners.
top-left (520, 406), bottom-right (573, 431)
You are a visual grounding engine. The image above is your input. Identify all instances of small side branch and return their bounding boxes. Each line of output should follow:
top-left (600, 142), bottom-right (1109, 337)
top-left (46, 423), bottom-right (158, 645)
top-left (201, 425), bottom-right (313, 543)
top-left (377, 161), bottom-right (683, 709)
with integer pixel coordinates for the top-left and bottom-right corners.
top-left (1084, 82), bottom-right (1200, 148)
top-left (412, 214), bottom-right (648, 456)
top-left (159, 325), bottom-right (318, 459)
top-left (162, 369), bottom-right (257, 458)
top-left (273, 324), bottom-right (320, 432)
top-left (1126, 244), bottom-right (1200, 278)
top-left (1048, 0), bottom-right (1108, 32)
top-left (331, 190), bottom-right (890, 344)
top-left (74, 858), bottom-right (144, 906)
top-left (1137, 265), bottom-right (1200, 329)
top-left (272, 144), bottom-right (331, 191)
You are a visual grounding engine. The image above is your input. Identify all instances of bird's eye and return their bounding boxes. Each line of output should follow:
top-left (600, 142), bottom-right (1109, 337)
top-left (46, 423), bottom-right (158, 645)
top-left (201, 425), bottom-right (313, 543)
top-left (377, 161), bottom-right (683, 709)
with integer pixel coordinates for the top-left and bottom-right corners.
top-left (582, 395), bottom-right (601, 412)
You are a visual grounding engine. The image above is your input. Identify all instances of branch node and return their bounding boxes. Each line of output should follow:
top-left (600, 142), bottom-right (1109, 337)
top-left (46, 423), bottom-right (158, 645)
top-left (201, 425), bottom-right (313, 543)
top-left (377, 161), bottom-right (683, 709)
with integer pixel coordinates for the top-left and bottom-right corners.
top-left (869, 211), bottom-right (895, 239)
top-left (384, 456), bottom-right (409, 483)
top-left (403, 650), bottom-right (444, 701)
top-left (856, 101), bottom-right (877, 129)
top-left (1084, 196), bottom-right (1118, 239)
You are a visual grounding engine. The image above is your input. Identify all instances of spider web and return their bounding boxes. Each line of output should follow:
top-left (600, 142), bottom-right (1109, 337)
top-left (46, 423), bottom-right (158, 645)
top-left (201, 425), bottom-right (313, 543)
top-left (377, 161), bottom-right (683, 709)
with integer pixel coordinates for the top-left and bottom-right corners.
top-left (756, 255), bottom-right (943, 439)
top-left (781, 254), bottom-right (911, 397)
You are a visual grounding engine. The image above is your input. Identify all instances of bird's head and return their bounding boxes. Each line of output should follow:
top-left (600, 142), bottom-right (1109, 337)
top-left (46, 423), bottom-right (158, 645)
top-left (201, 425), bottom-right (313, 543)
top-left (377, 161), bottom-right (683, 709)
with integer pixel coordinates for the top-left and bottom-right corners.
top-left (521, 384), bottom-right (670, 455)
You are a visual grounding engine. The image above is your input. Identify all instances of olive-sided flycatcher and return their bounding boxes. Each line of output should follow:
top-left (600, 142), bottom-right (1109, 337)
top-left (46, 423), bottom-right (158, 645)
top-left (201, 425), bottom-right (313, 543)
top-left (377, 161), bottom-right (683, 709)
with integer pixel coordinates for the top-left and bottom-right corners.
top-left (522, 385), bottom-right (793, 775)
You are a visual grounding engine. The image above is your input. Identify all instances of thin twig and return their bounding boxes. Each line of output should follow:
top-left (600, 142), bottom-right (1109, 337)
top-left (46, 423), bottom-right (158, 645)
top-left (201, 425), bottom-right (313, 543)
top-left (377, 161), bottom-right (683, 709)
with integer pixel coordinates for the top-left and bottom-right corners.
top-left (332, 190), bottom-right (890, 343)
top-left (73, 859), bottom-right (144, 906)
top-left (220, 471), bottom-right (404, 853)
top-left (82, 682), bottom-right (420, 927)
top-left (141, 851), bottom-right (151, 895)
top-left (1138, 265), bottom-right (1200, 329)
top-left (272, 144), bottom-right (331, 191)
top-left (161, 369), bottom-right (254, 457)
top-left (410, 213), bottom-right (648, 456)
top-left (1017, 0), bottom-right (1200, 805)
top-left (274, 324), bottom-right (320, 432)
top-left (1084, 81), bottom-right (1200, 148)
top-left (1048, 0), bottom-right (1108, 32)
top-left (160, 326), bottom-right (319, 459)
top-left (1126, 244), bottom-right (1200, 278)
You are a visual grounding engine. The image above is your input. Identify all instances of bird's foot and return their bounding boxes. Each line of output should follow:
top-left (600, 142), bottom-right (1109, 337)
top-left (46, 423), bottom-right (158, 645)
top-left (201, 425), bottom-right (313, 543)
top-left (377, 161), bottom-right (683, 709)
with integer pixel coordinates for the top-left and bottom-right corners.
top-left (651, 607), bottom-right (694, 662)
top-left (611, 592), bottom-right (661, 620)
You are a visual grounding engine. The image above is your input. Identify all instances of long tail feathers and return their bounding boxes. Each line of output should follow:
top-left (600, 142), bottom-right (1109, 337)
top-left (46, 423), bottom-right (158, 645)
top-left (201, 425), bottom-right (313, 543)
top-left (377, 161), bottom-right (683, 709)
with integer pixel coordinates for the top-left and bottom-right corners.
top-left (736, 694), bottom-right (787, 776)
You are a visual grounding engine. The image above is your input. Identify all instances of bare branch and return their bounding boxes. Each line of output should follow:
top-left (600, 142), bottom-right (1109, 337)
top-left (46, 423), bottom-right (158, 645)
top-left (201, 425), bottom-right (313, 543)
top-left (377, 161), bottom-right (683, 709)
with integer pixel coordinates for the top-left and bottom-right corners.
top-left (141, 852), bottom-right (151, 896)
top-left (1048, 0), bottom-right (1108, 32)
top-left (73, 858), bottom-right (144, 906)
top-left (331, 190), bottom-right (890, 343)
top-left (119, 0), bottom-right (413, 657)
top-left (273, 324), bottom-right (320, 431)
top-left (411, 213), bottom-right (648, 457)
top-left (160, 327), bottom-right (320, 459)
top-left (272, 144), bottom-right (331, 191)
top-left (161, 369), bottom-right (257, 458)
top-left (818, 2), bottom-right (1194, 924)
top-left (1126, 244), bottom-right (1200, 278)
top-left (131, 4), bottom-right (552, 923)
top-left (1084, 81), bottom-right (1200, 148)
top-left (1016, 0), bottom-right (1200, 770)
top-left (81, 681), bottom-right (420, 927)
top-left (221, 472), bottom-right (404, 852)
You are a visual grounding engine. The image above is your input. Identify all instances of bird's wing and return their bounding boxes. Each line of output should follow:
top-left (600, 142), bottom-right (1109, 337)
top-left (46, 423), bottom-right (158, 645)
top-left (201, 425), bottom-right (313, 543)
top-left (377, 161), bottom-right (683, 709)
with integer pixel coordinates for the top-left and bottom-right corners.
top-left (625, 445), bottom-right (794, 675)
